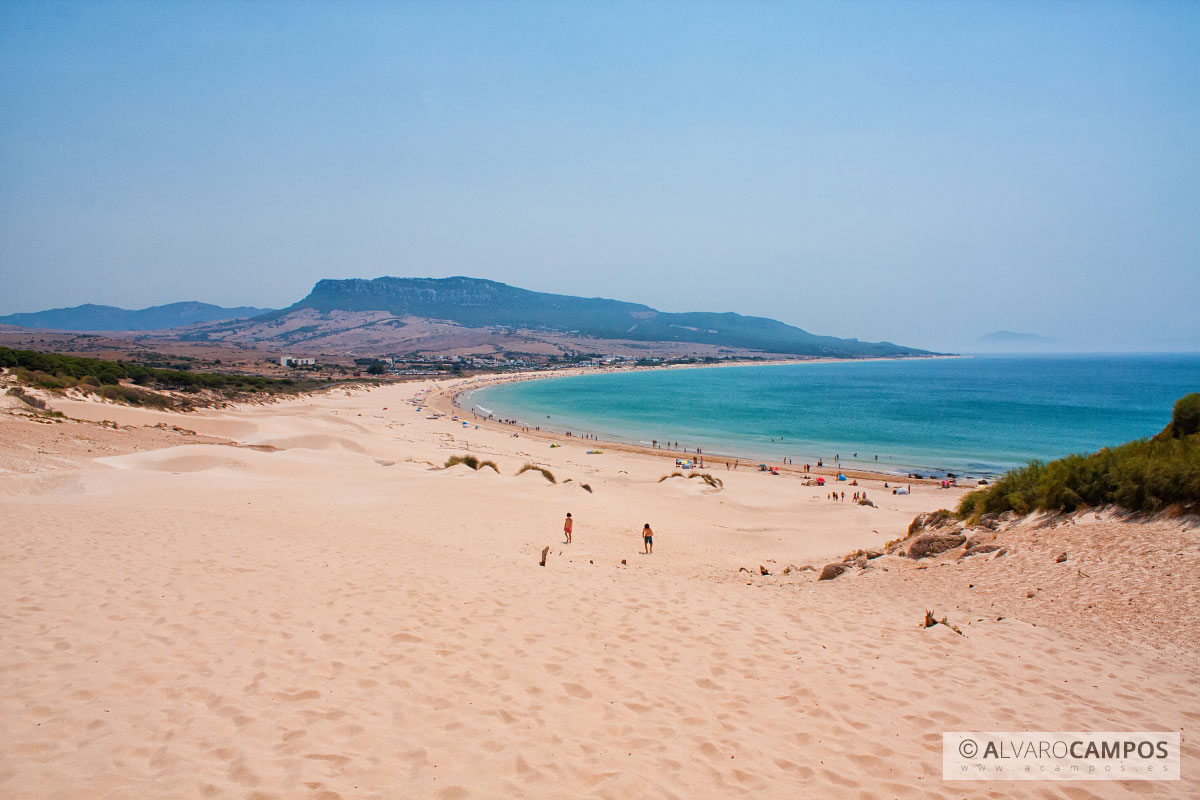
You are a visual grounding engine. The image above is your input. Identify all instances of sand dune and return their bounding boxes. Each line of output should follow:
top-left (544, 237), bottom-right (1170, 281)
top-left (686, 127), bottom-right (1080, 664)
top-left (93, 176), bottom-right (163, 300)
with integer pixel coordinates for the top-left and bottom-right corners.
top-left (1, 381), bottom-right (1195, 798)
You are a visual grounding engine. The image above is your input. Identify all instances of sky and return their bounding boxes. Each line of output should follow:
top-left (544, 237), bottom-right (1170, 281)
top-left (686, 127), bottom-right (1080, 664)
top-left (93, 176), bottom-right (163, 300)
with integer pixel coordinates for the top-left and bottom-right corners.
top-left (1, 1), bottom-right (1198, 352)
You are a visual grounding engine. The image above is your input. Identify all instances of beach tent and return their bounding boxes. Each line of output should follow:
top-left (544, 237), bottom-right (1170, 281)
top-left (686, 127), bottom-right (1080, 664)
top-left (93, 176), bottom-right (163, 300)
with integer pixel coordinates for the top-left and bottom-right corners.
top-left (586, 449), bottom-right (604, 454)
top-left (549, 443), bottom-right (560, 448)
top-left (836, 473), bottom-right (847, 481)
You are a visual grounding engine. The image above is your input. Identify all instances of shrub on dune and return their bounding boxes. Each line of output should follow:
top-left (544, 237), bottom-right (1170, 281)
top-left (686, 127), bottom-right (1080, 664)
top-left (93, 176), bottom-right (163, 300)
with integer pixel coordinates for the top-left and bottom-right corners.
top-left (958, 392), bottom-right (1200, 518)
top-left (657, 471), bottom-right (723, 489)
top-left (6, 387), bottom-right (47, 409)
top-left (517, 463), bottom-right (556, 483)
top-left (443, 454), bottom-right (500, 473)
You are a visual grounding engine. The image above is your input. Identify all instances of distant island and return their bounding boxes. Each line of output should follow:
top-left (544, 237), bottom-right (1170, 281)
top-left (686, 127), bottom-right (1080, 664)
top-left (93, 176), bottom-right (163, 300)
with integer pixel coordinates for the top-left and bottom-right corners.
top-left (0, 302), bottom-right (274, 332)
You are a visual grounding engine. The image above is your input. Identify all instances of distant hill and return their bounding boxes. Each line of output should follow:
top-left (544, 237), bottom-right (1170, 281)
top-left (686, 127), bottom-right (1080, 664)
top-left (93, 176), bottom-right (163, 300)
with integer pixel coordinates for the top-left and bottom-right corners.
top-left (240, 276), bottom-right (931, 358)
top-left (0, 302), bottom-right (274, 332)
top-left (975, 330), bottom-right (1061, 351)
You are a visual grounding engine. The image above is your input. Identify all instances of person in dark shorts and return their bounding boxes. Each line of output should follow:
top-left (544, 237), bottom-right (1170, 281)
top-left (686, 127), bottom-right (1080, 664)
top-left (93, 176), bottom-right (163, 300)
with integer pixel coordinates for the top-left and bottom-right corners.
top-left (642, 523), bottom-right (653, 554)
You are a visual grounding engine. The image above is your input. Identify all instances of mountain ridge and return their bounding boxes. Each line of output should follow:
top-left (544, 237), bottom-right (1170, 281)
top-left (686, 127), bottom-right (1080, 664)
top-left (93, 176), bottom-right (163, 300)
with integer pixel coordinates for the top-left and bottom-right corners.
top-left (0, 301), bottom-right (275, 332)
top-left (262, 276), bottom-right (930, 358)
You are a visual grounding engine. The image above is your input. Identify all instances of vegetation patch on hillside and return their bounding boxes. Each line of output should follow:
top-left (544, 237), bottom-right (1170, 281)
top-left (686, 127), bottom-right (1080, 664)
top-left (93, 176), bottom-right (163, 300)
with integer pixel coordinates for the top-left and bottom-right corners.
top-left (1, 346), bottom-right (343, 409)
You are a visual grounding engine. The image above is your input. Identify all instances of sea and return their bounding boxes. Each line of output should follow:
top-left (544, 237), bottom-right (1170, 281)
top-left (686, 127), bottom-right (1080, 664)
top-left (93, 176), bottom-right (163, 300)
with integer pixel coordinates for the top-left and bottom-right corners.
top-left (461, 354), bottom-right (1200, 479)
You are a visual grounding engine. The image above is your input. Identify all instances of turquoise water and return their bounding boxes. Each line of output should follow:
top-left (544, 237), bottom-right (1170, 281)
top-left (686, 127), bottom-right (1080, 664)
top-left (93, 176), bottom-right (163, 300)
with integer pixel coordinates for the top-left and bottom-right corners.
top-left (464, 355), bottom-right (1200, 478)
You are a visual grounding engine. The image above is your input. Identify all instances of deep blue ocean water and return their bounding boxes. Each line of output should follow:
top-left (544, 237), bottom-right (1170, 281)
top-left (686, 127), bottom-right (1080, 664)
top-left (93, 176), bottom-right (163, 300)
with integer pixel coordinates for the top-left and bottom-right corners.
top-left (464, 355), bottom-right (1200, 478)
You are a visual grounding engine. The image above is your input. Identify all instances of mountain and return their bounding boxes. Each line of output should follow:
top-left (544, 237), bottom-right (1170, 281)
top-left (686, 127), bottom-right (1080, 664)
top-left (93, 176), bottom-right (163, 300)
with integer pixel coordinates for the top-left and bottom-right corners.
top-left (240, 276), bottom-right (929, 357)
top-left (0, 302), bottom-right (274, 332)
top-left (974, 330), bottom-right (1061, 351)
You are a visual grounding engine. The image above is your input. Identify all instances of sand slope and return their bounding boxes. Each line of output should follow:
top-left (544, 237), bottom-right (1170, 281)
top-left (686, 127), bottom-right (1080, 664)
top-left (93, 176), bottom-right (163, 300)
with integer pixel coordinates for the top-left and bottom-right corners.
top-left (1, 383), bottom-right (1195, 798)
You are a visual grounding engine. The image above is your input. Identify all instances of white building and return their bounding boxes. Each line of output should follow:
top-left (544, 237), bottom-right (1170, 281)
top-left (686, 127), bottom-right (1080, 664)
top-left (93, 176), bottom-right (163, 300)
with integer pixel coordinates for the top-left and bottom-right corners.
top-left (280, 356), bottom-right (316, 367)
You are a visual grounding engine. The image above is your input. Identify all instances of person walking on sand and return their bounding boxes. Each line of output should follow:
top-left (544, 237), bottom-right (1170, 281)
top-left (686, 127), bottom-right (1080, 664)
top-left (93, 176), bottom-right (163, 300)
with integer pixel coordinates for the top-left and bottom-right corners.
top-left (642, 523), bottom-right (654, 554)
top-left (564, 513), bottom-right (573, 544)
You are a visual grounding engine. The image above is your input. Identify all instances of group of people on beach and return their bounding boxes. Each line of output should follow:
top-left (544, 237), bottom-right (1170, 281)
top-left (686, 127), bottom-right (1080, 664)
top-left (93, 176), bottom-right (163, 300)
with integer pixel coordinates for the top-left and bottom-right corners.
top-left (563, 513), bottom-right (653, 554)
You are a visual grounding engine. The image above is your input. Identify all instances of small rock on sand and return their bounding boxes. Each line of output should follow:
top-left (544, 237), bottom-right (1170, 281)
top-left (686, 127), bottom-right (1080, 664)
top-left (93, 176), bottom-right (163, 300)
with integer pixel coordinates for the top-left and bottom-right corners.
top-left (818, 563), bottom-right (846, 581)
top-left (960, 543), bottom-right (1001, 560)
top-left (906, 534), bottom-right (966, 559)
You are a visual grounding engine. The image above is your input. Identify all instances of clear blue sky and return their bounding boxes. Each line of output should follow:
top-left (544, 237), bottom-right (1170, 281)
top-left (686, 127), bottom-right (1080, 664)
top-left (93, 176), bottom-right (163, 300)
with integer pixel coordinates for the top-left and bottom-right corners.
top-left (2, 1), bottom-right (1197, 351)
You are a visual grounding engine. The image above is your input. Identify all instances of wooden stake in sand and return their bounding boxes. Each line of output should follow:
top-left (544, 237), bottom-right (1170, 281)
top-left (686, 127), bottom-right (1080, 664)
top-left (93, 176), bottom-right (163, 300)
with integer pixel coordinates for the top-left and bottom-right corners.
top-left (540, 546), bottom-right (549, 567)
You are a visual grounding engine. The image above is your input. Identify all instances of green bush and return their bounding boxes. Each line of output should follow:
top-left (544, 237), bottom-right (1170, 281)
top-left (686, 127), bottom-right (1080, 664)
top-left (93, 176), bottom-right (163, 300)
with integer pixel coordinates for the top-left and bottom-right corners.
top-left (959, 394), bottom-right (1200, 518)
top-left (1162, 392), bottom-right (1200, 438)
top-left (0, 346), bottom-right (322, 400)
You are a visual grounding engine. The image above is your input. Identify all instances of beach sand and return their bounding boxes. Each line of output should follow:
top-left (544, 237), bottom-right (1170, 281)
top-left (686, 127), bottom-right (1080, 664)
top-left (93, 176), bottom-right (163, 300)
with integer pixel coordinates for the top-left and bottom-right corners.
top-left (1, 381), bottom-right (1196, 798)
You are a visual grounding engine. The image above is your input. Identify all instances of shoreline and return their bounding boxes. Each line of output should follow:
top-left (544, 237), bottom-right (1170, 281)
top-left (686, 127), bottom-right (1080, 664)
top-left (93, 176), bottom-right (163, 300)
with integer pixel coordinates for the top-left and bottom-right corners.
top-left (428, 358), bottom-right (976, 487)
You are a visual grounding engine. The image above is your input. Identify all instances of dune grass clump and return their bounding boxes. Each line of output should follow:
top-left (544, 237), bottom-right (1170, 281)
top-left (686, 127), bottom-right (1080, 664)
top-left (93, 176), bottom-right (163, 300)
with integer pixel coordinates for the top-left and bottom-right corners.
top-left (443, 454), bottom-right (500, 473)
top-left (6, 386), bottom-right (47, 409)
top-left (923, 610), bottom-right (963, 636)
top-left (958, 392), bottom-right (1200, 519)
top-left (657, 471), bottom-right (723, 489)
top-left (517, 463), bottom-right (556, 483)
top-left (96, 384), bottom-right (179, 409)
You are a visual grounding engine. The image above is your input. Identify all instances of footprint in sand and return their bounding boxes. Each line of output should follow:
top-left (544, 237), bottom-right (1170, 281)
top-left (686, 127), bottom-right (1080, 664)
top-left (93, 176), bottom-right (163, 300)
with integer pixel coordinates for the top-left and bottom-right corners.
top-left (562, 682), bottom-right (592, 699)
top-left (304, 753), bottom-right (352, 767)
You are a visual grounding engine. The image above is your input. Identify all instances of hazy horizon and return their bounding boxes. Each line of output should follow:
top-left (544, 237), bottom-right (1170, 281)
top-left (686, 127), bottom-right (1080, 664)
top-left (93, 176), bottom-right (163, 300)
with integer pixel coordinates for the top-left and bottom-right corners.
top-left (2, 1), bottom-right (1198, 353)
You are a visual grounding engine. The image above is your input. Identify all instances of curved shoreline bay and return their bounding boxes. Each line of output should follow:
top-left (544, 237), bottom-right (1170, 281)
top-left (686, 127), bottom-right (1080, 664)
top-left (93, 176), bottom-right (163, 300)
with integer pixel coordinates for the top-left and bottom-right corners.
top-left (464, 354), bottom-right (1200, 477)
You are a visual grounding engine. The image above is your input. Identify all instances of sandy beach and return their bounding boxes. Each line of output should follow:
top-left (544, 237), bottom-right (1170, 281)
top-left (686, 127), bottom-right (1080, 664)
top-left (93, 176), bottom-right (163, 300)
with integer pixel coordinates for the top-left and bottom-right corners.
top-left (436, 365), bottom-right (963, 485)
top-left (1, 380), bottom-right (1196, 798)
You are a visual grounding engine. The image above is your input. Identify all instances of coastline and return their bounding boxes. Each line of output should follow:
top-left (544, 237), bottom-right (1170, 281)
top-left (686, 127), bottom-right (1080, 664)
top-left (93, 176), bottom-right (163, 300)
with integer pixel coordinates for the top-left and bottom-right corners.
top-left (430, 358), bottom-right (968, 487)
